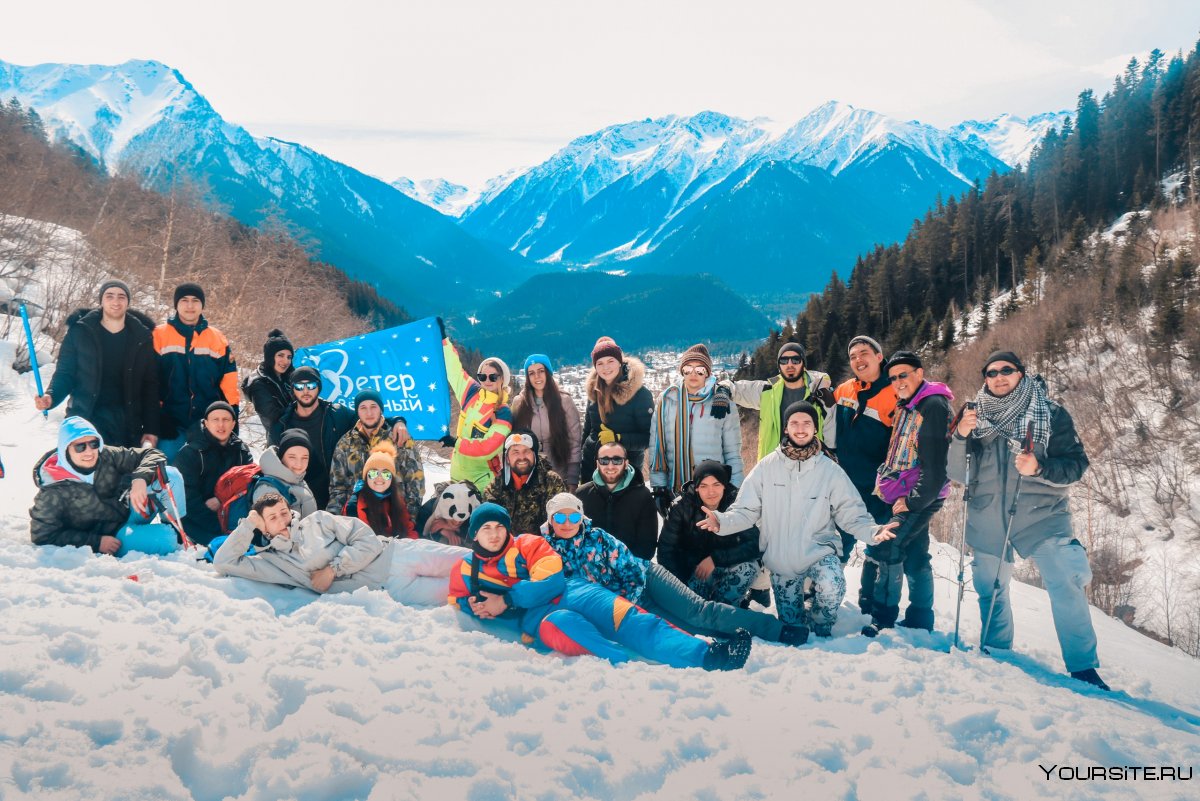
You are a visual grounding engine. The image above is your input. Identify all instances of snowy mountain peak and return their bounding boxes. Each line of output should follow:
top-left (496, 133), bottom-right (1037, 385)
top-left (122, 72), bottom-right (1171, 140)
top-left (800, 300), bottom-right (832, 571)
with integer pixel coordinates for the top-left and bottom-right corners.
top-left (950, 110), bottom-right (1072, 167)
top-left (391, 177), bottom-right (477, 218)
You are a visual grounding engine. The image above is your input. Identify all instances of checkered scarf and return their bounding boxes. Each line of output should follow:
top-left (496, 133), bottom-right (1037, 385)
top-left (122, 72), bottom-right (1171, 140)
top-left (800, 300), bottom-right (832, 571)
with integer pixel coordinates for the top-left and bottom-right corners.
top-left (972, 373), bottom-right (1052, 453)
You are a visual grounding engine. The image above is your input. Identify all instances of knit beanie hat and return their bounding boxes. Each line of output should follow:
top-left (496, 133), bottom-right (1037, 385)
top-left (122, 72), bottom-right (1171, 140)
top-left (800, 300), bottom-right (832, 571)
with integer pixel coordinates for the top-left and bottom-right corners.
top-left (982, 350), bottom-right (1026, 376)
top-left (691, 459), bottom-right (732, 488)
top-left (479, 357), bottom-right (511, 393)
top-left (885, 350), bottom-right (923, 372)
top-left (264, 329), bottom-right (294, 362)
top-left (591, 336), bottom-right (624, 365)
top-left (276, 428), bottom-right (312, 458)
top-left (354, 388), bottom-right (384, 413)
top-left (290, 365), bottom-right (322, 391)
top-left (97, 279), bottom-right (130, 303)
top-left (173, 282), bottom-right (206, 308)
top-left (678, 343), bottom-right (713, 374)
top-left (783, 401), bottom-right (820, 430)
top-left (204, 400), bottom-right (236, 420)
top-left (546, 492), bottom-right (584, 521)
top-left (468, 502), bottom-right (512, 540)
top-left (363, 440), bottom-right (398, 480)
top-left (847, 335), bottom-right (883, 355)
top-left (523, 354), bottom-right (553, 374)
top-left (778, 342), bottom-right (806, 363)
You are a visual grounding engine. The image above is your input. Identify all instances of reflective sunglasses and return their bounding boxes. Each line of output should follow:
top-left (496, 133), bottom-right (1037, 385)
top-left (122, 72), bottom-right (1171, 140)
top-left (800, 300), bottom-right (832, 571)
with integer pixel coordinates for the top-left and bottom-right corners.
top-left (477, 371), bottom-right (501, 383)
top-left (70, 439), bottom-right (101, 454)
top-left (985, 366), bottom-right (1020, 379)
top-left (597, 456), bottom-right (626, 466)
top-left (292, 380), bottom-right (319, 392)
top-left (888, 371), bottom-right (915, 383)
top-left (551, 512), bottom-right (583, 525)
top-left (778, 356), bottom-right (803, 365)
top-left (366, 469), bottom-right (393, 481)
top-left (681, 366), bottom-right (708, 376)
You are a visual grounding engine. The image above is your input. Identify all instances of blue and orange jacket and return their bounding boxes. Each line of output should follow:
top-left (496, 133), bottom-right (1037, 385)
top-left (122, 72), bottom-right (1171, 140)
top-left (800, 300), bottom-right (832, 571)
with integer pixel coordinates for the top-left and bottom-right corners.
top-left (448, 533), bottom-right (566, 636)
top-left (153, 315), bottom-right (239, 438)
top-left (832, 374), bottom-right (898, 493)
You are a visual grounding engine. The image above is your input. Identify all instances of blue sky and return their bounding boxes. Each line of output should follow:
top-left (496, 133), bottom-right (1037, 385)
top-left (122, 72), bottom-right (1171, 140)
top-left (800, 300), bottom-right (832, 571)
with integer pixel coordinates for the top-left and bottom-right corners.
top-left (4, 0), bottom-right (1198, 186)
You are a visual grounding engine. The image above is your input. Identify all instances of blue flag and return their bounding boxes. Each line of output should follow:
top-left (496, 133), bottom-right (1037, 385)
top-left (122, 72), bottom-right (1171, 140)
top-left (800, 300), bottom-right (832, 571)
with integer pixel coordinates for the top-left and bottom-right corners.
top-left (293, 317), bottom-right (451, 437)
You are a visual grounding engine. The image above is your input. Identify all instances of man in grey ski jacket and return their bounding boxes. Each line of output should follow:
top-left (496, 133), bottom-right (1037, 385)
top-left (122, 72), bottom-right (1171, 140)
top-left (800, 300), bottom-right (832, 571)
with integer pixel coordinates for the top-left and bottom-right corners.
top-left (949, 350), bottom-right (1106, 690)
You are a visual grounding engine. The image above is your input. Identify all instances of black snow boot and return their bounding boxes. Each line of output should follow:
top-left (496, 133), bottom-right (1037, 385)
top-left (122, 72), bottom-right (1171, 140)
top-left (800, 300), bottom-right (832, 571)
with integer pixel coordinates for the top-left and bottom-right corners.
top-left (898, 607), bottom-right (935, 632)
top-left (703, 628), bottom-right (753, 671)
top-left (779, 624), bottom-right (809, 646)
top-left (811, 622), bottom-right (833, 638)
top-left (1070, 669), bottom-right (1111, 691)
top-left (742, 587), bottom-right (772, 609)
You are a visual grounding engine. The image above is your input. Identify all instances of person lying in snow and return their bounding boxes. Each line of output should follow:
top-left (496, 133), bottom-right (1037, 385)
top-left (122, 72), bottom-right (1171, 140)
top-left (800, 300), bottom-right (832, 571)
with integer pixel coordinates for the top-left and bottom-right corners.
top-left (448, 502), bottom-right (752, 670)
top-left (213, 492), bottom-right (466, 604)
top-left (30, 416), bottom-right (185, 557)
top-left (539, 492), bottom-right (808, 645)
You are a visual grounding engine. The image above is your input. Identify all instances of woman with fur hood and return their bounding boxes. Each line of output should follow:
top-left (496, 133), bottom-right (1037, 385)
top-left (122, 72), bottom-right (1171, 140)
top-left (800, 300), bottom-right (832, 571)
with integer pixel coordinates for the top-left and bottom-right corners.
top-left (580, 336), bottom-right (654, 479)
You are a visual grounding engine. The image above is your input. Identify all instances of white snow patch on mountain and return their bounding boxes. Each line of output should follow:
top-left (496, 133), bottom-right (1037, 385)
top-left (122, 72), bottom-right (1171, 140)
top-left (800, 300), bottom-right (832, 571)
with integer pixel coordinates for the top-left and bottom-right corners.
top-left (391, 177), bottom-right (478, 217)
top-left (950, 111), bottom-right (1073, 168)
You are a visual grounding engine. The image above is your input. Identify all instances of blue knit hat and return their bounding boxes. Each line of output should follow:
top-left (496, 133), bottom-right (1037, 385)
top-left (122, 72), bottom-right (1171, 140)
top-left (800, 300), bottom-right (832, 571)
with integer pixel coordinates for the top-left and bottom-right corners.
top-left (468, 502), bottom-right (512, 540)
top-left (523, 354), bottom-right (553, 374)
top-left (354, 389), bottom-right (384, 413)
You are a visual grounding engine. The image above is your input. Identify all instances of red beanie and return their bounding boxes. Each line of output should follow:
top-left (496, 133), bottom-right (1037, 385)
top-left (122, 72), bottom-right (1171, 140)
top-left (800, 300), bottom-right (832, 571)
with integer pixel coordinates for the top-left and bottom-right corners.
top-left (591, 336), bottom-right (623, 365)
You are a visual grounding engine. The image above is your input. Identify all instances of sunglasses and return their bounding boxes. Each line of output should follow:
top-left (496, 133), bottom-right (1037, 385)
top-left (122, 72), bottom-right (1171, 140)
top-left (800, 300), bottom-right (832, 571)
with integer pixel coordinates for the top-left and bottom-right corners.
top-left (778, 356), bottom-right (803, 365)
top-left (552, 512), bottom-right (583, 525)
top-left (597, 456), bottom-right (626, 466)
top-left (681, 366), bottom-right (708, 376)
top-left (366, 469), bottom-right (393, 481)
top-left (985, 366), bottom-right (1020, 379)
top-left (477, 372), bottom-right (501, 383)
top-left (888, 371), bottom-right (916, 383)
top-left (292, 380), bottom-right (319, 392)
top-left (71, 439), bottom-right (101, 454)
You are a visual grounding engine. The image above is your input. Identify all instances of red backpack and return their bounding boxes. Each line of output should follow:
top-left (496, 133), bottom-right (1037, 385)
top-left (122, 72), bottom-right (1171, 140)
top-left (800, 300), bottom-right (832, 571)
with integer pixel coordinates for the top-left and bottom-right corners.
top-left (215, 464), bottom-right (296, 534)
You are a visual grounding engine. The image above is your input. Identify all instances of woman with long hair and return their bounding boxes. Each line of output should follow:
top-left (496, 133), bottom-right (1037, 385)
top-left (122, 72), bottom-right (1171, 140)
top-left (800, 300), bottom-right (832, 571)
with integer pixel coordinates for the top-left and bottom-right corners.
top-left (243, 329), bottom-right (294, 434)
top-left (342, 441), bottom-right (418, 539)
top-left (511, 354), bottom-right (583, 490)
top-left (580, 336), bottom-right (654, 479)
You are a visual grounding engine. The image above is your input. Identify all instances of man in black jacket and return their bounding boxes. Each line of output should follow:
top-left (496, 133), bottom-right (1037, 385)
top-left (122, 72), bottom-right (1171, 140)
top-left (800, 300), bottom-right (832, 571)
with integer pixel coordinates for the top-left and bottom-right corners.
top-left (36, 279), bottom-right (159, 447)
top-left (174, 401), bottom-right (254, 545)
top-left (574, 441), bottom-right (658, 560)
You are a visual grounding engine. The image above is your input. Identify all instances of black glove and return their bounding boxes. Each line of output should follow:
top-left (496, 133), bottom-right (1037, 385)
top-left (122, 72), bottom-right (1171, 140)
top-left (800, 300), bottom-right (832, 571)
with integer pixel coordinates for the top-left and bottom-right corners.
top-left (652, 486), bottom-right (675, 518)
top-left (439, 435), bottom-right (457, 448)
top-left (814, 386), bottom-right (836, 409)
top-left (711, 383), bottom-right (732, 419)
top-left (436, 317), bottom-right (447, 340)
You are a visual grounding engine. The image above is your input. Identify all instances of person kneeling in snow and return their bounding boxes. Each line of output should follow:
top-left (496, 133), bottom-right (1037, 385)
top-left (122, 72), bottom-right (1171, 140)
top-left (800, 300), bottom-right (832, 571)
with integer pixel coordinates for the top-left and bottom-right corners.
top-left (30, 416), bottom-right (185, 557)
top-left (449, 502), bottom-right (752, 670)
top-left (213, 493), bottom-right (467, 604)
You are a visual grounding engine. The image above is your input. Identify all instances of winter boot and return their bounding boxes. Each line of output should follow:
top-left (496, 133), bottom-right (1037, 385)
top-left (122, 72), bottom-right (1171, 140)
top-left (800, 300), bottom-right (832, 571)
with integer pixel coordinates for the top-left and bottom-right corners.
top-left (779, 624), bottom-right (809, 646)
top-left (862, 604), bottom-right (899, 638)
top-left (703, 628), bottom-right (753, 671)
top-left (898, 607), bottom-right (935, 632)
top-left (746, 587), bottom-right (772, 608)
top-left (1070, 669), bottom-right (1111, 691)
top-left (811, 622), bottom-right (833, 638)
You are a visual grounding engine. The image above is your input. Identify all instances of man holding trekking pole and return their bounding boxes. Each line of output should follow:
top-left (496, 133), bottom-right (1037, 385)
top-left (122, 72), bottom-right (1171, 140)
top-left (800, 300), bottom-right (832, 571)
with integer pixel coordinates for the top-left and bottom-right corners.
top-left (949, 351), bottom-right (1108, 691)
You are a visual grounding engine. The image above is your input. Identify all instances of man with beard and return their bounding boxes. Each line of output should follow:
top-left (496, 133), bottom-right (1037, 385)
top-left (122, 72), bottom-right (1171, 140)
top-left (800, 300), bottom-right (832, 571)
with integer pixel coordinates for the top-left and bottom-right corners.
top-left (732, 342), bottom-right (837, 459)
top-left (827, 335), bottom-right (899, 615)
top-left (327, 389), bottom-right (423, 516)
top-left (862, 351), bottom-right (952, 638)
top-left (485, 430), bottom-right (567, 534)
top-left (575, 440), bottom-right (659, 560)
top-left (698, 402), bottom-right (898, 637)
top-left (950, 351), bottom-right (1106, 690)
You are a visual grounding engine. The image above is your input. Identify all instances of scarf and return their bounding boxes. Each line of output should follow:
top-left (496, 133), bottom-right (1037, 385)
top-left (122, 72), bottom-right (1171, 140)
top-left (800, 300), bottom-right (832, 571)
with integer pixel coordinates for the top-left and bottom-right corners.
top-left (652, 377), bottom-right (716, 492)
top-left (972, 374), bottom-right (1052, 453)
top-left (780, 437), bottom-right (822, 462)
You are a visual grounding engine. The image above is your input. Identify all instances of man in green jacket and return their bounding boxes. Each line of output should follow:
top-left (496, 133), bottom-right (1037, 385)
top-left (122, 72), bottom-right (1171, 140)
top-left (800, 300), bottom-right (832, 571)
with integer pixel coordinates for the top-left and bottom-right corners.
top-left (732, 342), bottom-right (837, 459)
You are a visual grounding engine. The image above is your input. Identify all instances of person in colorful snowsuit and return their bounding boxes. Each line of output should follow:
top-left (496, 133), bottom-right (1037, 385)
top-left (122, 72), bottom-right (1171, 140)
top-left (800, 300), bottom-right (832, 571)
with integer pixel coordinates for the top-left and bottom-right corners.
top-left (439, 321), bottom-right (512, 492)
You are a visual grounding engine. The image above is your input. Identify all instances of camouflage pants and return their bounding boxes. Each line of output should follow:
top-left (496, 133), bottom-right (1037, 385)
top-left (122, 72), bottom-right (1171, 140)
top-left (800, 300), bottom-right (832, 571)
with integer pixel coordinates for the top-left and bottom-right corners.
top-left (771, 553), bottom-right (846, 628)
top-left (688, 560), bottom-right (761, 606)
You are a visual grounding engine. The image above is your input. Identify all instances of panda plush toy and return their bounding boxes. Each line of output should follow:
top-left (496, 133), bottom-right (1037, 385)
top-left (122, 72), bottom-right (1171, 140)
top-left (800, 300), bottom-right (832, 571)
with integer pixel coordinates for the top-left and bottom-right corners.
top-left (416, 480), bottom-right (483, 544)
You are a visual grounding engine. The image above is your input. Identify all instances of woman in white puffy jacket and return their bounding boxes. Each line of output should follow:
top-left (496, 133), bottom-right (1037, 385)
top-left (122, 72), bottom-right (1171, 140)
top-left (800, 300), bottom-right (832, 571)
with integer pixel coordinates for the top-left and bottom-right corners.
top-left (699, 401), bottom-right (896, 637)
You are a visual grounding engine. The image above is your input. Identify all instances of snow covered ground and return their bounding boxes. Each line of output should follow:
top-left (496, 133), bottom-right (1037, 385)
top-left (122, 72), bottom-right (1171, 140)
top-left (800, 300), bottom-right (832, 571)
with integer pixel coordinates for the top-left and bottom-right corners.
top-left (1, 340), bottom-right (1198, 800)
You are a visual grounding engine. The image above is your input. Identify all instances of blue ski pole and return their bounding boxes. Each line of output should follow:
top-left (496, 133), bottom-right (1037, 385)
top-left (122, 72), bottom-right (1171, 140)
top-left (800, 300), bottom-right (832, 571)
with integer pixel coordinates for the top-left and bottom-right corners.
top-left (19, 301), bottom-right (48, 417)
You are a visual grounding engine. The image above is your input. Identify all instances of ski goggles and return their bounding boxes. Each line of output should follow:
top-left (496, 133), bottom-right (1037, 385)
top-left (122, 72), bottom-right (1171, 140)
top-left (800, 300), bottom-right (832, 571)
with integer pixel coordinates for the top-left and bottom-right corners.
top-left (597, 456), bottom-right (626, 466)
top-left (70, 439), bottom-right (101, 453)
top-left (505, 433), bottom-right (535, 451)
top-left (366, 469), bottom-right (393, 481)
top-left (292, 380), bottom-right (319, 391)
top-left (551, 512), bottom-right (583, 525)
top-left (984, 366), bottom-right (1020, 379)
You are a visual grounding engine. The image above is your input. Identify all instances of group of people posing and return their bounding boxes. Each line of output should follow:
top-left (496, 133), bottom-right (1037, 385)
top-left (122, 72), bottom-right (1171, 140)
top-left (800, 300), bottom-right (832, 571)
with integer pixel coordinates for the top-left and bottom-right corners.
top-left (26, 280), bottom-right (1108, 688)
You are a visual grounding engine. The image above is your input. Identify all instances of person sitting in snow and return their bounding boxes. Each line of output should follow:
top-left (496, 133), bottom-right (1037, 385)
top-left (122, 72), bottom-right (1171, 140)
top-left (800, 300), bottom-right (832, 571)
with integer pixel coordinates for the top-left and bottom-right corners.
top-left (213, 492), bottom-right (467, 605)
top-left (30, 416), bottom-right (186, 556)
top-left (698, 402), bottom-right (899, 637)
top-left (540, 492), bottom-right (809, 645)
top-left (950, 350), bottom-right (1107, 691)
top-left (449, 502), bottom-right (752, 670)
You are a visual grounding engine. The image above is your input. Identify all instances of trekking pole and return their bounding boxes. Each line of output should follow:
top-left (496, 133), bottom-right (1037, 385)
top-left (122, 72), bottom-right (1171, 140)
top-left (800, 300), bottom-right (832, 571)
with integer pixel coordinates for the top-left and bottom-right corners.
top-left (980, 421), bottom-right (1034, 654)
top-left (156, 465), bottom-right (195, 550)
top-left (18, 301), bottom-right (48, 418)
top-left (951, 428), bottom-right (972, 650)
